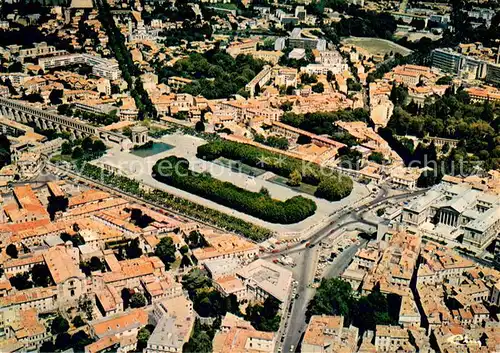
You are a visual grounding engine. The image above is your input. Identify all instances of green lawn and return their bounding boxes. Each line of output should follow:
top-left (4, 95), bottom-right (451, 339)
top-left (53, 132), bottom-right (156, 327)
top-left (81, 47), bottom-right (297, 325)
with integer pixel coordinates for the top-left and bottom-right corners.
top-left (341, 37), bottom-right (412, 56)
top-left (50, 154), bottom-right (73, 163)
top-left (268, 175), bottom-right (317, 196)
top-left (214, 157), bottom-right (267, 177)
top-left (209, 3), bottom-right (237, 10)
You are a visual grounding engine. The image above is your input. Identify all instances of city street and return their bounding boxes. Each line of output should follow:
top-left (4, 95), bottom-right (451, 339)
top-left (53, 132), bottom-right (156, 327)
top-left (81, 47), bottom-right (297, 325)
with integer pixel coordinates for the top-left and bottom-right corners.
top-left (267, 186), bottom-right (429, 353)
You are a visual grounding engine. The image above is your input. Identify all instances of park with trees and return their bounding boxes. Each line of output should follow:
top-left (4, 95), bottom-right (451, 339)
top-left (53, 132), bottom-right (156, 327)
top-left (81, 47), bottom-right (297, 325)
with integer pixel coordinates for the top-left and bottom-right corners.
top-left (152, 156), bottom-right (317, 224)
top-left (96, 0), bottom-right (157, 119)
top-left (156, 50), bottom-right (266, 99)
top-left (197, 140), bottom-right (353, 202)
top-left (381, 88), bottom-right (499, 180)
top-left (79, 162), bottom-right (272, 241)
top-left (307, 278), bottom-right (400, 333)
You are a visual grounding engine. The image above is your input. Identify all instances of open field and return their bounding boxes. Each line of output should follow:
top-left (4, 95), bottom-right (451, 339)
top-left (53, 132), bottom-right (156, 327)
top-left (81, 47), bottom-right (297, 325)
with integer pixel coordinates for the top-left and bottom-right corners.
top-left (342, 37), bottom-right (412, 56)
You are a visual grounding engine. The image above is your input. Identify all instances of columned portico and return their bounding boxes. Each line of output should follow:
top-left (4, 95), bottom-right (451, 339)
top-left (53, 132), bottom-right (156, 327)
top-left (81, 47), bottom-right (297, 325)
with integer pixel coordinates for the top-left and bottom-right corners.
top-left (439, 209), bottom-right (458, 227)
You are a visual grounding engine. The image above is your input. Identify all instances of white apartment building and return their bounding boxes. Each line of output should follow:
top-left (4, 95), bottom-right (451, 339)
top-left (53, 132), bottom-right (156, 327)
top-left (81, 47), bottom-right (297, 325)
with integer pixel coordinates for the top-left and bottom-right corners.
top-left (236, 259), bottom-right (293, 309)
top-left (375, 325), bottom-right (410, 352)
top-left (18, 42), bottom-right (58, 60)
top-left (38, 53), bottom-right (121, 80)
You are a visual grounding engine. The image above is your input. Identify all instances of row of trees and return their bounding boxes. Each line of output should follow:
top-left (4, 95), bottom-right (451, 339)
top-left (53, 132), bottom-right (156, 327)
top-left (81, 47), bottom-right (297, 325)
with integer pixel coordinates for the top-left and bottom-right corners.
top-left (61, 136), bottom-right (107, 160)
top-left (57, 104), bottom-right (119, 126)
top-left (79, 162), bottom-right (272, 241)
top-left (197, 140), bottom-right (353, 201)
top-left (152, 156), bottom-right (317, 224)
top-left (96, 0), bottom-right (157, 118)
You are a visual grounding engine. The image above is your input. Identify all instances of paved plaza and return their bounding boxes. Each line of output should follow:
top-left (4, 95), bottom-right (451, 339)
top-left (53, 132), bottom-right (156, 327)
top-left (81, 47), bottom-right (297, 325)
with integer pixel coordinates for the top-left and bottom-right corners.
top-left (95, 133), bottom-right (371, 234)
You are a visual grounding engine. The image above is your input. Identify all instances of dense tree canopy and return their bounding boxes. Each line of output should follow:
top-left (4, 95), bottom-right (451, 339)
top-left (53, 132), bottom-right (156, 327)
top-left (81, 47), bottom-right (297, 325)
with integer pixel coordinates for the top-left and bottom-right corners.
top-left (385, 89), bottom-right (499, 171)
top-left (183, 319), bottom-right (214, 353)
top-left (6, 244), bottom-right (18, 258)
top-left (281, 108), bottom-right (369, 137)
top-left (182, 268), bottom-right (241, 318)
top-left (130, 293), bottom-right (147, 308)
top-left (157, 50), bottom-right (265, 99)
top-left (152, 156), bottom-right (317, 224)
top-left (155, 237), bottom-right (177, 268)
top-left (245, 296), bottom-right (281, 332)
top-left (51, 316), bottom-right (70, 335)
top-left (79, 163), bottom-right (272, 241)
top-left (197, 140), bottom-right (353, 201)
top-left (0, 134), bottom-right (11, 169)
top-left (307, 278), bottom-right (398, 332)
top-left (254, 134), bottom-right (289, 150)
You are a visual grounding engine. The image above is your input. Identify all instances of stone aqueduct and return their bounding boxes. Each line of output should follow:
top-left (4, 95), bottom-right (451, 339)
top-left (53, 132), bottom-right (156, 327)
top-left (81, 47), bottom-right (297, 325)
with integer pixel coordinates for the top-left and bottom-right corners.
top-left (0, 97), bottom-right (130, 145)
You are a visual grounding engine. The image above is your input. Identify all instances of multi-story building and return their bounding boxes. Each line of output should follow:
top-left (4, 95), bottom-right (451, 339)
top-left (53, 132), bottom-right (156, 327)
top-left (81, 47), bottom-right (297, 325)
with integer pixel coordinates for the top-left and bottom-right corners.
top-left (191, 231), bottom-right (259, 263)
top-left (226, 39), bottom-right (258, 57)
top-left (167, 76), bottom-right (193, 92)
top-left (236, 259), bottom-right (293, 309)
top-left (245, 65), bottom-right (272, 98)
top-left (38, 54), bottom-right (121, 80)
top-left (431, 46), bottom-right (500, 85)
top-left (140, 274), bottom-right (183, 303)
top-left (213, 313), bottom-right (276, 353)
top-left (375, 325), bottom-right (411, 352)
top-left (250, 50), bottom-right (283, 65)
top-left (43, 244), bottom-right (87, 305)
top-left (277, 28), bottom-right (326, 51)
top-left (400, 183), bottom-right (500, 247)
top-left (0, 308), bottom-right (48, 351)
top-left (417, 242), bottom-right (475, 286)
top-left (17, 42), bottom-right (58, 61)
top-left (90, 309), bottom-right (148, 339)
top-left (145, 295), bottom-right (194, 353)
top-left (301, 315), bottom-right (358, 353)
top-left (0, 286), bottom-right (58, 313)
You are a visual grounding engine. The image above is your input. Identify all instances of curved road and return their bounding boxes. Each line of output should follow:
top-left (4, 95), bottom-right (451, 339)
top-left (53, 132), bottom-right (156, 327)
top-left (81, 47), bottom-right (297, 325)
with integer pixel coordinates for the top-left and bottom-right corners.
top-left (274, 186), bottom-right (428, 353)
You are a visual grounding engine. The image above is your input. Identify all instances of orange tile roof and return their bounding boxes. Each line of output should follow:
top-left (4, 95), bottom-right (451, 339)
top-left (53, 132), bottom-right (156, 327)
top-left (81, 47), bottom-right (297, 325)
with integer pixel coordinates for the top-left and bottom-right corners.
top-left (68, 190), bottom-right (111, 208)
top-left (91, 309), bottom-right (148, 337)
top-left (47, 181), bottom-right (65, 198)
top-left (43, 246), bottom-right (84, 284)
top-left (0, 286), bottom-right (57, 307)
top-left (303, 315), bottom-right (343, 346)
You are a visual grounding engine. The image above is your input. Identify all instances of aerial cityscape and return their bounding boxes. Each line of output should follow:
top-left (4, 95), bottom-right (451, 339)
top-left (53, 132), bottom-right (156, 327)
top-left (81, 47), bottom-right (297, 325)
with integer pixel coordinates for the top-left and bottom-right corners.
top-left (0, 0), bottom-right (498, 352)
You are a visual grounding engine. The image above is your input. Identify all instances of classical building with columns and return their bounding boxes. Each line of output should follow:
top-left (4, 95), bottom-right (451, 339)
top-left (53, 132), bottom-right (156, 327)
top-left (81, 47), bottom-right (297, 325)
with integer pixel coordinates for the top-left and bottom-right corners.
top-left (400, 183), bottom-right (500, 248)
